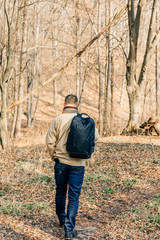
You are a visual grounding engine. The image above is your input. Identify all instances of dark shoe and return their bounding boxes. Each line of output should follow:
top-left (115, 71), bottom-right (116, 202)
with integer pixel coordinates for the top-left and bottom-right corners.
top-left (65, 230), bottom-right (77, 239)
top-left (59, 221), bottom-right (65, 228)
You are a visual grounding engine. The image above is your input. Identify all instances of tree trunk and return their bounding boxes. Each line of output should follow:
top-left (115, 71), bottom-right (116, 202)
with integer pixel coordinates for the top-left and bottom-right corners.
top-left (79, 50), bottom-right (91, 111)
top-left (120, 56), bottom-right (126, 106)
top-left (75, 0), bottom-right (82, 99)
top-left (15, 2), bottom-right (27, 136)
top-left (110, 54), bottom-right (114, 135)
top-left (97, 0), bottom-right (103, 137)
top-left (103, 0), bottom-right (112, 136)
top-left (0, 0), bottom-right (14, 147)
top-left (26, 23), bottom-right (32, 127)
top-left (11, 66), bottom-right (18, 137)
top-left (156, 44), bottom-right (160, 117)
top-left (53, 80), bottom-right (57, 112)
top-left (125, 0), bottom-right (159, 131)
top-left (126, 86), bottom-right (142, 130)
top-left (27, 74), bottom-right (32, 127)
top-left (0, 84), bottom-right (8, 148)
top-left (60, 22), bottom-right (66, 94)
top-left (156, 11), bottom-right (160, 117)
top-left (141, 80), bottom-right (149, 122)
top-left (27, 6), bottom-right (40, 127)
top-left (52, 0), bottom-right (58, 111)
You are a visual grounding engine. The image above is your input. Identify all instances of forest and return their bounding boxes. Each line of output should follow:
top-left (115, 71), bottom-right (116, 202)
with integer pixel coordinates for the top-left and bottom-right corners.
top-left (0, 0), bottom-right (160, 239)
top-left (0, 0), bottom-right (159, 147)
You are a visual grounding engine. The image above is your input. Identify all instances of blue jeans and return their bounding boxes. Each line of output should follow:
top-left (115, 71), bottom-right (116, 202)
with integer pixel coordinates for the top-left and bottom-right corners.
top-left (54, 161), bottom-right (85, 233)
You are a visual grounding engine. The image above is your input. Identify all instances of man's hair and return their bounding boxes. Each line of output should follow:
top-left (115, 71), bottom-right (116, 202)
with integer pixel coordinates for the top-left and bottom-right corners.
top-left (65, 94), bottom-right (78, 104)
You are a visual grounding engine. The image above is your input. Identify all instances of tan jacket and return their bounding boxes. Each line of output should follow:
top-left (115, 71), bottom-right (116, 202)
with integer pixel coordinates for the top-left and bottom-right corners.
top-left (46, 107), bottom-right (99, 166)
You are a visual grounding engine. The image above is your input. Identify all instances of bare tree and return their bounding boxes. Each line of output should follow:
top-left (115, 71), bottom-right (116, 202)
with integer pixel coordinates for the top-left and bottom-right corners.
top-left (15, 0), bottom-right (27, 137)
top-left (125, 0), bottom-right (160, 131)
top-left (103, 0), bottom-right (112, 136)
top-left (110, 53), bottom-right (115, 135)
top-left (11, 58), bottom-right (19, 137)
top-left (52, 1), bottom-right (58, 112)
top-left (79, 49), bottom-right (91, 111)
top-left (6, 3), bottom-right (127, 114)
top-left (0, 0), bottom-right (17, 147)
top-left (75, 0), bottom-right (82, 99)
top-left (97, 0), bottom-right (103, 137)
top-left (155, 10), bottom-right (160, 117)
top-left (26, 4), bottom-right (40, 127)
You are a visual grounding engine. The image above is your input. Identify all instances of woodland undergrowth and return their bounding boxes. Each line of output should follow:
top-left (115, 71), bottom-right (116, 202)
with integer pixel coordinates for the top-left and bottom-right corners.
top-left (0, 142), bottom-right (160, 239)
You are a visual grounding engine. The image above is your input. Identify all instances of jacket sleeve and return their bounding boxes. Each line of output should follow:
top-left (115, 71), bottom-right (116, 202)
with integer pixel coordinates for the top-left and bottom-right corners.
top-left (95, 127), bottom-right (99, 141)
top-left (46, 119), bottom-right (57, 160)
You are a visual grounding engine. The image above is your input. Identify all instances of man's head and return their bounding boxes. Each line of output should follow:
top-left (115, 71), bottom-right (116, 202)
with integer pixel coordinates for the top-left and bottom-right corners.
top-left (64, 94), bottom-right (78, 108)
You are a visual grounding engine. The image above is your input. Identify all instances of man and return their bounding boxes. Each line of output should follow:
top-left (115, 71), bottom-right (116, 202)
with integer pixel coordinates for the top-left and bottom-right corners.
top-left (46, 94), bottom-right (99, 239)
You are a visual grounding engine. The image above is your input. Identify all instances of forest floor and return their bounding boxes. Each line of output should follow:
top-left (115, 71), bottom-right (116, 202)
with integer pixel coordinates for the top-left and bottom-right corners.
top-left (0, 136), bottom-right (160, 240)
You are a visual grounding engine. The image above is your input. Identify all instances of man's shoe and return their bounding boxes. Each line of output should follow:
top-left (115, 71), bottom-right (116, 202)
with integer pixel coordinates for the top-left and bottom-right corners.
top-left (65, 230), bottom-right (77, 239)
top-left (59, 221), bottom-right (65, 228)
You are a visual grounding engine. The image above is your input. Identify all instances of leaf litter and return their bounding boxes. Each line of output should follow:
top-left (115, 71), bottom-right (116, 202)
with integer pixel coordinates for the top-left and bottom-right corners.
top-left (0, 141), bottom-right (160, 239)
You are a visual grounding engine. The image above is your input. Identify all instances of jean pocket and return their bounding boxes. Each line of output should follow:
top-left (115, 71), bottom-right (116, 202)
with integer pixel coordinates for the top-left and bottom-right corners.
top-left (55, 162), bottom-right (66, 175)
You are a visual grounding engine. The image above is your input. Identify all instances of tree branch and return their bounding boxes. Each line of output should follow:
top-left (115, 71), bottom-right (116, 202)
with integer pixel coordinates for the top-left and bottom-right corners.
top-left (138, 0), bottom-right (158, 86)
top-left (3, 0), bottom-right (11, 81)
top-left (106, 33), bottom-right (128, 60)
top-left (134, 0), bottom-right (146, 55)
top-left (128, 0), bottom-right (134, 39)
top-left (10, 0), bottom-right (17, 26)
top-left (6, 4), bottom-right (127, 112)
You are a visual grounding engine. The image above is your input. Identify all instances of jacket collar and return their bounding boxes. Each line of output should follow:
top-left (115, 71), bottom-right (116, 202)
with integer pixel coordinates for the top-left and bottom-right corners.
top-left (63, 106), bottom-right (79, 114)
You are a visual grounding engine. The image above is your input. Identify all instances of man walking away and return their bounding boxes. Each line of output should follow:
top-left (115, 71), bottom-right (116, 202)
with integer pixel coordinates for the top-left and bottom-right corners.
top-left (46, 94), bottom-right (99, 239)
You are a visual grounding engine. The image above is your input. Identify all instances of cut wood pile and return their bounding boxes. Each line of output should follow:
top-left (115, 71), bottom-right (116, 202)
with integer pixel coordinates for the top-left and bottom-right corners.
top-left (139, 117), bottom-right (160, 136)
top-left (121, 117), bottom-right (160, 136)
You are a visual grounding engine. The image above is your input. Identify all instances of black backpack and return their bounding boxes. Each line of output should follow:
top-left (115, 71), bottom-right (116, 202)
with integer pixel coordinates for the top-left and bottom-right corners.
top-left (66, 113), bottom-right (95, 159)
